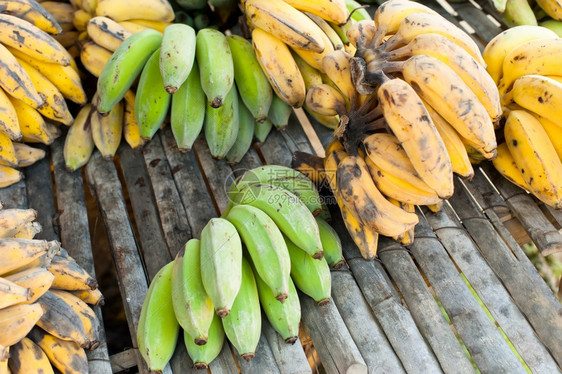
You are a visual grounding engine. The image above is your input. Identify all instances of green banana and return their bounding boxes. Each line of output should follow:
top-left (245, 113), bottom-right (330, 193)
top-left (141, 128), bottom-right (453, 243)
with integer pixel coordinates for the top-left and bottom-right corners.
top-left (204, 84), bottom-right (239, 159)
top-left (221, 256), bottom-right (261, 361)
top-left (227, 183), bottom-right (323, 259)
top-left (285, 235), bottom-right (331, 305)
top-left (503, 0), bottom-right (537, 26)
top-left (315, 217), bottom-right (344, 269)
top-left (345, 0), bottom-right (372, 21)
top-left (225, 204), bottom-right (291, 302)
top-left (196, 28), bottom-right (234, 108)
top-left (136, 48), bottom-right (172, 140)
top-left (175, 0), bottom-right (207, 10)
top-left (160, 23), bottom-right (197, 94)
top-left (268, 94), bottom-right (293, 129)
top-left (184, 313), bottom-right (225, 370)
top-left (227, 34), bottom-right (272, 122)
top-left (97, 29), bottom-right (163, 114)
top-left (200, 218), bottom-right (243, 317)
top-left (540, 19), bottom-right (562, 37)
top-left (171, 239), bottom-right (214, 346)
top-left (170, 61), bottom-right (205, 152)
top-left (254, 118), bottom-right (273, 144)
top-left (137, 261), bottom-right (180, 372)
top-left (255, 270), bottom-right (301, 344)
top-left (226, 97), bottom-right (255, 164)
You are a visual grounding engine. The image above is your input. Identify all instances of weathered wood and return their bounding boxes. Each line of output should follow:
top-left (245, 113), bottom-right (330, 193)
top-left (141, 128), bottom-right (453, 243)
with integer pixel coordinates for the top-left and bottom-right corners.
top-left (262, 319), bottom-right (312, 374)
top-left (292, 109), bottom-right (325, 157)
top-left (85, 151), bottom-right (149, 374)
top-left (257, 130), bottom-right (294, 167)
top-left (330, 269), bottom-right (406, 374)
top-left (110, 349), bottom-right (138, 373)
top-left (52, 139), bottom-right (112, 374)
top-left (481, 163), bottom-right (562, 255)
top-left (279, 113), bottom-right (316, 156)
top-left (378, 239), bottom-right (475, 374)
top-left (448, 2), bottom-right (501, 43)
top-left (300, 294), bottom-right (368, 374)
top-left (208, 343), bottom-right (239, 374)
top-left (235, 332), bottom-right (282, 374)
top-left (0, 179), bottom-right (27, 208)
top-left (449, 177), bottom-right (562, 368)
top-left (169, 337), bottom-right (200, 374)
top-left (305, 114), bottom-right (334, 149)
top-left (543, 204), bottom-right (562, 229)
top-left (143, 133), bottom-right (191, 257)
top-left (411, 210), bottom-right (526, 374)
top-left (230, 146), bottom-right (262, 177)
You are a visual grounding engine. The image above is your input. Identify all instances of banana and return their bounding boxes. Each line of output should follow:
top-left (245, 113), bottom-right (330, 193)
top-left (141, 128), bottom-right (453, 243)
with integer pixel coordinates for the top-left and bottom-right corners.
top-left (0, 304), bottom-right (44, 346)
top-left (285, 0), bottom-right (348, 25)
top-left (87, 16), bottom-right (132, 52)
top-left (254, 117), bottom-right (273, 144)
top-left (400, 55), bottom-right (497, 160)
top-left (8, 337), bottom-right (54, 374)
top-left (95, 0), bottom-right (174, 22)
top-left (11, 143), bottom-right (43, 168)
top-left (227, 34), bottom-right (272, 122)
top-left (159, 23), bottom-right (196, 94)
top-left (503, 0), bottom-right (537, 27)
top-left (291, 150), bottom-right (326, 187)
top-left (12, 221), bottom-right (42, 239)
top-left (137, 261), bottom-right (179, 371)
top-left (225, 204), bottom-right (291, 302)
top-left (387, 197), bottom-right (415, 245)
top-left (492, 142), bottom-right (529, 191)
top-left (346, 19), bottom-right (376, 50)
top-left (47, 254), bottom-right (98, 290)
top-left (91, 99), bottom-right (123, 159)
top-left (63, 104), bottom-right (95, 171)
top-left (171, 239), bottom-right (214, 346)
top-left (28, 327), bottom-right (88, 374)
top-left (228, 183), bottom-right (324, 259)
top-left (504, 109), bottom-right (562, 208)
top-left (1, 0), bottom-right (61, 34)
top-left (117, 20), bottom-right (155, 34)
top-left (200, 218), bottom-right (243, 317)
top-left (377, 77), bottom-right (453, 198)
top-left (175, 0), bottom-right (206, 10)
top-left (268, 94), bottom-right (292, 129)
top-left (0, 43), bottom-right (43, 108)
top-left (170, 61), bottom-right (205, 152)
top-left (127, 18), bottom-right (172, 32)
top-left (244, 0), bottom-right (326, 53)
top-left (293, 51), bottom-right (323, 89)
top-left (122, 90), bottom-right (145, 151)
top-left (292, 27), bottom-right (335, 73)
top-left (15, 57), bottom-right (73, 125)
top-left (135, 48), bottom-right (171, 140)
top-left (221, 256), bottom-right (261, 360)
top-left (79, 40), bottom-right (113, 78)
top-left (53, 30), bottom-right (80, 49)
top-left (315, 216), bottom-right (344, 268)
top-left (0, 165), bottom-right (22, 188)
top-left (535, 114), bottom-right (562, 160)
top-left (536, 0), bottom-right (562, 21)
top-left (322, 49), bottom-right (357, 109)
top-left (0, 14), bottom-right (71, 66)
top-left (97, 28), bottom-right (163, 114)
top-left (251, 27), bottom-right (306, 108)
top-left (0, 239), bottom-right (58, 276)
top-left (204, 84), bottom-right (239, 159)
top-left (540, 19), bottom-right (562, 36)
top-left (72, 9), bottom-right (91, 32)
top-left (346, 0), bottom-right (371, 21)
top-left (226, 98), bottom-right (255, 164)
top-left (68, 288), bottom-right (104, 306)
top-left (8, 98), bottom-right (49, 145)
top-left (0, 88), bottom-right (22, 141)
top-left (305, 83), bottom-right (347, 116)
top-left (40, 1), bottom-right (73, 32)
top-left (305, 12), bottom-right (345, 50)
top-left (0, 133), bottom-right (17, 168)
top-left (184, 313), bottom-right (225, 369)
top-left (507, 75), bottom-right (562, 125)
top-left (5, 267), bottom-right (54, 304)
top-left (196, 28), bottom-right (234, 108)
top-left (0, 277), bottom-right (31, 309)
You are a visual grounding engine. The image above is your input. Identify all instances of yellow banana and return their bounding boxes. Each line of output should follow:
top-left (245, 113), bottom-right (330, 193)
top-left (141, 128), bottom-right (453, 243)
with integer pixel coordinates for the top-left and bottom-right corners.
top-left (507, 75), bottom-right (562, 125)
top-left (1, 0), bottom-right (62, 34)
top-left (346, 19), bottom-right (376, 49)
top-left (63, 104), bottom-right (95, 171)
top-left (81, 0), bottom-right (97, 14)
top-left (5, 265), bottom-right (53, 300)
top-left (305, 83), bottom-right (347, 116)
top-left (12, 221), bottom-right (42, 239)
top-left (0, 88), bottom-right (22, 141)
top-left (0, 165), bottom-right (22, 188)
top-left (8, 96), bottom-right (52, 145)
top-left (535, 114), bottom-right (562, 160)
top-left (79, 40), bottom-right (113, 78)
top-left (47, 254), bottom-right (98, 290)
top-left (12, 143), bottom-right (46, 168)
top-left (285, 0), bottom-right (348, 25)
top-left (128, 18), bottom-right (172, 32)
top-left (0, 304), bottom-right (44, 347)
top-left (91, 100), bottom-right (123, 160)
top-left (39, 1), bottom-right (74, 32)
top-left (0, 239), bottom-right (59, 276)
top-left (72, 9), bottom-right (91, 32)
top-left (68, 288), bottom-right (104, 306)
top-left (492, 142), bottom-right (529, 191)
top-left (122, 90), bottom-right (145, 151)
top-left (0, 208), bottom-right (37, 238)
top-left (87, 16), bottom-right (131, 52)
top-left (305, 12), bottom-right (345, 50)
top-left (0, 277), bottom-right (31, 309)
top-left (0, 132), bottom-right (17, 167)
top-left (7, 337), bottom-right (54, 374)
top-left (117, 20), bottom-right (155, 34)
top-left (0, 43), bottom-right (43, 108)
top-left (535, 0), bottom-right (562, 21)
top-left (95, 0), bottom-right (174, 22)
top-left (53, 30), bottom-right (80, 49)
top-left (292, 26), bottom-right (335, 72)
top-left (28, 327), bottom-right (88, 374)
top-left (322, 49), bottom-right (357, 109)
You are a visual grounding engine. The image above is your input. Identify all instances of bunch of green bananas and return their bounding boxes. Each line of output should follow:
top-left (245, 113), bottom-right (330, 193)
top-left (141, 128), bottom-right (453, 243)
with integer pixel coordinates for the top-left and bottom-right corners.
top-left (489, 0), bottom-right (562, 35)
top-left (482, 26), bottom-right (562, 209)
top-left (136, 165), bottom-right (344, 371)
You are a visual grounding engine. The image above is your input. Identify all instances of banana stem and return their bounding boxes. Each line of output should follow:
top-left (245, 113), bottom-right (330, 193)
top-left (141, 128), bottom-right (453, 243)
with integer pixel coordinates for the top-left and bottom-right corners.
top-left (381, 46), bottom-right (411, 61)
top-left (381, 61), bottom-right (403, 74)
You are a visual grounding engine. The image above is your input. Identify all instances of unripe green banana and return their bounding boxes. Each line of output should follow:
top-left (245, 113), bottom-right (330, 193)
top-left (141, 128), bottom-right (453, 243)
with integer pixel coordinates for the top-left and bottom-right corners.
top-left (255, 269), bottom-right (301, 344)
top-left (315, 217), bottom-right (344, 269)
top-left (204, 84), bottom-right (239, 159)
top-left (171, 239), bottom-right (214, 345)
top-left (184, 313), bottom-right (225, 370)
top-left (228, 183), bottom-right (323, 259)
top-left (226, 34), bottom-right (272, 122)
top-left (221, 256), bottom-right (261, 361)
top-left (175, 0), bottom-right (207, 10)
top-left (170, 61), bottom-right (205, 152)
top-left (346, 0), bottom-right (372, 21)
top-left (136, 48), bottom-right (172, 140)
top-left (137, 261), bottom-right (180, 372)
top-left (97, 29), bottom-right (163, 114)
top-left (160, 24), bottom-right (197, 94)
top-left (285, 236), bottom-right (331, 305)
top-left (225, 205), bottom-right (291, 302)
top-left (196, 28), bottom-right (234, 108)
top-left (540, 19), bottom-right (562, 37)
top-left (200, 218), bottom-right (243, 317)
top-left (268, 94), bottom-right (293, 129)
top-left (254, 118), bottom-right (273, 144)
top-left (226, 97), bottom-right (255, 164)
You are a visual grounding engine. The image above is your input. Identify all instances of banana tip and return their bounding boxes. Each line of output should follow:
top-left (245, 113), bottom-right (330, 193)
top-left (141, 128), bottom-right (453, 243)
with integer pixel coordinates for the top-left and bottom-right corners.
top-left (165, 86), bottom-right (177, 94)
top-left (194, 362), bottom-right (209, 370)
top-left (241, 353), bottom-right (255, 361)
top-left (194, 338), bottom-right (207, 346)
top-left (285, 336), bottom-right (298, 344)
top-left (317, 298), bottom-right (330, 306)
top-left (312, 250), bottom-right (324, 260)
top-left (210, 97), bottom-right (223, 108)
top-left (275, 293), bottom-right (288, 303)
top-left (332, 259), bottom-right (345, 269)
top-left (216, 308), bottom-right (230, 318)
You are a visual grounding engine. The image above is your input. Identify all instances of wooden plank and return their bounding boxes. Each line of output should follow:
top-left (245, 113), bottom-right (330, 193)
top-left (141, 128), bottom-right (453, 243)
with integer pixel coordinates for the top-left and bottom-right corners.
top-left (85, 151), bottom-right (149, 374)
top-left (262, 319), bottom-right (312, 374)
top-left (229, 146), bottom-right (262, 177)
top-left (292, 108), bottom-right (325, 157)
top-left (258, 130), bottom-right (294, 167)
top-left (143, 133), bottom-right (192, 257)
top-left (51, 138), bottom-right (113, 374)
top-left (481, 163), bottom-right (562, 255)
top-left (330, 270), bottom-right (406, 374)
top-left (110, 349), bottom-right (138, 373)
top-left (169, 337), bottom-right (201, 374)
top-left (0, 179), bottom-right (27, 208)
top-left (411, 210), bottom-right (526, 374)
top-left (235, 332), bottom-right (281, 374)
top-left (208, 343), bottom-right (239, 374)
top-left (377, 238), bottom-right (475, 374)
top-left (280, 113), bottom-right (316, 156)
top-left (450, 177), bottom-right (562, 368)
top-left (305, 113), bottom-right (334, 149)
top-left (448, 1), bottom-right (502, 43)
top-left (299, 294), bottom-right (368, 374)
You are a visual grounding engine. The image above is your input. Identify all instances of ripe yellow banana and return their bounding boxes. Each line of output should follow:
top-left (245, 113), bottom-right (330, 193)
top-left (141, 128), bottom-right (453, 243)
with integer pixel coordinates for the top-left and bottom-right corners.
top-left (72, 9), bottom-right (91, 32)
top-left (0, 165), bottom-right (22, 188)
top-left (0, 132), bottom-right (17, 167)
top-left (95, 0), bottom-right (174, 22)
top-left (117, 20), bottom-right (154, 34)
top-left (305, 12), bottom-right (345, 50)
top-left (535, 114), bottom-right (562, 160)
top-left (1, 0), bottom-right (62, 34)
top-left (0, 88), bottom-right (22, 141)
top-left (293, 50), bottom-right (323, 90)
top-left (87, 16), bottom-right (132, 52)
top-left (12, 221), bottom-right (42, 239)
top-left (536, 0), bottom-right (562, 21)
top-left (346, 19), bottom-right (376, 50)
top-left (128, 19), bottom-right (172, 32)
top-left (8, 337), bottom-right (54, 374)
top-left (8, 96), bottom-right (52, 145)
top-left (322, 49), bottom-right (357, 109)
top-left (285, 0), bottom-right (348, 25)
top-left (0, 208), bottom-right (37, 240)
top-left (28, 327), bottom-right (88, 374)
top-left (292, 28), bottom-right (335, 74)
top-left (5, 267), bottom-right (54, 304)
top-left (47, 254), bottom-right (98, 290)
top-left (387, 198), bottom-right (415, 245)
top-left (122, 90), bottom-right (145, 151)
top-left (0, 304), bottom-right (44, 346)
top-left (91, 100), bottom-right (124, 160)
top-left (252, 27), bottom-right (306, 108)
top-left (39, 1), bottom-right (74, 32)
top-left (0, 43), bottom-right (43, 108)
top-left (12, 143), bottom-right (46, 168)
top-left (64, 104), bottom-right (95, 172)
top-left (492, 142), bottom-right (529, 191)
top-left (69, 288), bottom-right (104, 306)
top-left (0, 276), bottom-right (31, 309)
top-left (305, 83), bottom-right (347, 116)
top-left (79, 40), bottom-right (113, 78)
top-left (0, 239), bottom-right (58, 276)
top-left (507, 75), bottom-right (562, 125)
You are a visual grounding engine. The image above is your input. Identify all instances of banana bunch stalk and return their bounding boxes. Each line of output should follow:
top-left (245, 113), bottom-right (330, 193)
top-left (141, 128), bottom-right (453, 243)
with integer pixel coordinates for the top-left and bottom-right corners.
top-left (0, 206), bottom-right (104, 374)
top-left (138, 165), bottom-right (340, 370)
top-left (482, 26), bottom-right (562, 209)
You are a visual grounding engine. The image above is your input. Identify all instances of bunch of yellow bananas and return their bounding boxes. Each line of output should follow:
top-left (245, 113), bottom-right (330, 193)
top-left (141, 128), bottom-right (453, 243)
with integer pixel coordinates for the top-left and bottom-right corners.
top-left (137, 165), bottom-right (342, 371)
top-left (483, 26), bottom-right (562, 209)
top-left (0, 205), bottom-right (103, 374)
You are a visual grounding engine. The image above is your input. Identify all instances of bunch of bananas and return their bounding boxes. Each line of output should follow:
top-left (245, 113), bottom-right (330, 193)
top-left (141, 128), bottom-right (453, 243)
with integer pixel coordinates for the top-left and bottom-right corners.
top-left (481, 26), bottom-right (562, 209)
top-left (0, 0), bottom-right (88, 187)
top-left (137, 165), bottom-right (342, 371)
top-left (485, 0), bottom-right (562, 35)
top-left (0, 206), bottom-right (104, 373)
